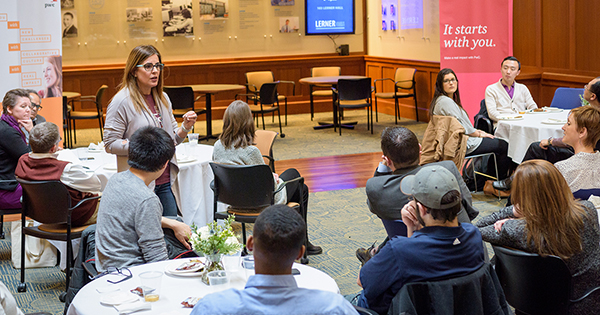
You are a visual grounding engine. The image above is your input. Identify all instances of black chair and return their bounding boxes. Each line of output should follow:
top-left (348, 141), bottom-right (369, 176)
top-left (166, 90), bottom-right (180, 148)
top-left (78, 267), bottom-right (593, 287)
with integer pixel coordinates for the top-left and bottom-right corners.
top-left (67, 85), bottom-right (107, 145)
top-left (16, 178), bottom-right (100, 302)
top-left (209, 163), bottom-right (308, 264)
top-left (243, 71), bottom-right (295, 125)
top-left (492, 245), bottom-right (600, 315)
top-left (163, 86), bottom-right (207, 133)
top-left (334, 78), bottom-right (373, 136)
top-left (354, 305), bottom-right (378, 315)
top-left (0, 179), bottom-right (21, 239)
top-left (238, 82), bottom-right (285, 138)
top-left (388, 263), bottom-right (510, 315)
top-left (474, 99), bottom-right (493, 134)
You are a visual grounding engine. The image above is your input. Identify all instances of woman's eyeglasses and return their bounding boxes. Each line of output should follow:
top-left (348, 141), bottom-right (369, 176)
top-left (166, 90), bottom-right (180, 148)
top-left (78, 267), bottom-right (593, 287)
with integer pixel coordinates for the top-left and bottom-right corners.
top-left (92, 267), bottom-right (132, 284)
top-left (136, 63), bottom-right (164, 72)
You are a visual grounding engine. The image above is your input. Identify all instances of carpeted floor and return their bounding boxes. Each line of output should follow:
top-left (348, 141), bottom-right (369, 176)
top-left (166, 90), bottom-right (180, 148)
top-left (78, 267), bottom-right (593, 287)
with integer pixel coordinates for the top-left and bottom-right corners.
top-left (1, 111), bottom-right (504, 314)
top-left (70, 111), bottom-right (428, 160)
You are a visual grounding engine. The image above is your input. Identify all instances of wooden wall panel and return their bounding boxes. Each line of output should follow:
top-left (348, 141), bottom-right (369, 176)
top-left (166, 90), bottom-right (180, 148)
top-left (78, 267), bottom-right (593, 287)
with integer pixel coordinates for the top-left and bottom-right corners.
top-left (512, 0), bottom-right (540, 67)
top-left (541, 0), bottom-right (570, 69)
top-left (575, 1), bottom-right (600, 73)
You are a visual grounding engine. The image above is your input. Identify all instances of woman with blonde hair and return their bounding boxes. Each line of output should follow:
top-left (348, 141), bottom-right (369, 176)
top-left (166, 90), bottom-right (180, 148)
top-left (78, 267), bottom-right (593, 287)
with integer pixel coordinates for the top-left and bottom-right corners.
top-left (476, 160), bottom-right (600, 314)
top-left (554, 105), bottom-right (600, 198)
top-left (39, 56), bottom-right (62, 98)
top-left (104, 45), bottom-right (197, 217)
top-left (212, 100), bottom-right (322, 255)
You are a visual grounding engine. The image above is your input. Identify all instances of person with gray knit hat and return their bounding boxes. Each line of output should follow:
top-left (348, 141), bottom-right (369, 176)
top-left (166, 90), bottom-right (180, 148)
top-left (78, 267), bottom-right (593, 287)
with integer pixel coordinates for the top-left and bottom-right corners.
top-left (348, 165), bottom-right (486, 314)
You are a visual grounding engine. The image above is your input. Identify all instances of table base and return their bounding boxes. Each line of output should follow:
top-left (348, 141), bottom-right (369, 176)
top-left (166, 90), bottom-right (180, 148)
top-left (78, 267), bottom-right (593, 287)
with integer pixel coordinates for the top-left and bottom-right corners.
top-left (313, 121), bottom-right (357, 130)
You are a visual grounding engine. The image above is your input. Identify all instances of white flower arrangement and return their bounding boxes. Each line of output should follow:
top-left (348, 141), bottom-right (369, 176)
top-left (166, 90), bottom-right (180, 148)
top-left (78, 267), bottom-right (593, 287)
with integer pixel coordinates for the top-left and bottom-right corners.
top-left (189, 215), bottom-right (243, 256)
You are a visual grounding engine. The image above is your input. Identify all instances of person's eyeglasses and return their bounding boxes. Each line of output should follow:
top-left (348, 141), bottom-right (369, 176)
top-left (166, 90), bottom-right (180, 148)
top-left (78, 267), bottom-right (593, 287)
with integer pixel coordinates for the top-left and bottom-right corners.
top-left (136, 63), bottom-right (164, 72)
top-left (443, 78), bottom-right (457, 84)
top-left (92, 267), bottom-right (132, 284)
top-left (30, 103), bottom-right (42, 110)
top-left (584, 84), bottom-right (589, 91)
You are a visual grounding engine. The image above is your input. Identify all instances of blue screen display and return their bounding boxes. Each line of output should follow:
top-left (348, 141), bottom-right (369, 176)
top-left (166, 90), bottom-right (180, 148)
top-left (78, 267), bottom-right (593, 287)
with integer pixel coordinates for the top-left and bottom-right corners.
top-left (305, 0), bottom-right (355, 35)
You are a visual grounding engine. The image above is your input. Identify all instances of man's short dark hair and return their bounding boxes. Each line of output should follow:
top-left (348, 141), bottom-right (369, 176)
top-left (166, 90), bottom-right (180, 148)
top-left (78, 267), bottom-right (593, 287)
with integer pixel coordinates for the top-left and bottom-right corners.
top-left (64, 12), bottom-right (74, 18)
top-left (418, 190), bottom-right (461, 223)
top-left (381, 127), bottom-right (420, 168)
top-left (590, 76), bottom-right (600, 97)
top-left (29, 122), bottom-right (59, 153)
top-left (501, 56), bottom-right (521, 70)
top-left (128, 126), bottom-right (175, 172)
top-left (253, 204), bottom-right (306, 259)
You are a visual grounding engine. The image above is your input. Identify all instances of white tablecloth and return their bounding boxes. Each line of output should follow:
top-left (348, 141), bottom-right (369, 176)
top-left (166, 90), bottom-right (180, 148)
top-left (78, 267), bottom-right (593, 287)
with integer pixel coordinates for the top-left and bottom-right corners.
top-left (66, 259), bottom-right (340, 315)
top-left (494, 111), bottom-right (569, 163)
top-left (58, 143), bottom-right (215, 227)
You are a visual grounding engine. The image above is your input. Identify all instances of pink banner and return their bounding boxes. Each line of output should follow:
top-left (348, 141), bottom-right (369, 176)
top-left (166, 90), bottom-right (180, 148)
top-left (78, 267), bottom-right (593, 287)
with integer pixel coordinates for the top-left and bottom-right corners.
top-left (439, 0), bottom-right (513, 120)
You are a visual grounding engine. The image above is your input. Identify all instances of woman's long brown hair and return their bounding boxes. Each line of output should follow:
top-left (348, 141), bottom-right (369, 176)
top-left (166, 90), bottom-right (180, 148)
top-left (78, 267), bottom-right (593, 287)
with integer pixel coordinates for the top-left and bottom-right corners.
top-left (512, 160), bottom-right (586, 259)
top-left (219, 100), bottom-right (255, 149)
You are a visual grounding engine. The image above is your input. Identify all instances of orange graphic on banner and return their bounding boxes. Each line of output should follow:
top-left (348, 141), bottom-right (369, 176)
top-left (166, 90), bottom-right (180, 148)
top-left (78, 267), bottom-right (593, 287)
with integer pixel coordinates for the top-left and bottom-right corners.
top-left (9, 66), bottom-right (21, 74)
top-left (8, 21), bottom-right (20, 29)
top-left (0, 14), bottom-right (7, 22)
top-left (8, 43), bottom-right (20, 51)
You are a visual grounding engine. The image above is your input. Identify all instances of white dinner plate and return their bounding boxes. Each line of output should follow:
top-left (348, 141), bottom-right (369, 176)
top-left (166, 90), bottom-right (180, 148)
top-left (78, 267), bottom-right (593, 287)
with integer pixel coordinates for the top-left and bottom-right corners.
top-left (165, 258), bottom-right (205, 277)
top-left (541, 119), bottom-right (567, 125)
top-left (177, 154), bottom-right (197, 164)
top-left (542, 107), bottom-right (564, 113)
top-left (99, 292), bottom-right (139, 306)
top-left (524, 109), bottom-right (549, 114)
top-left (498, 116), bottom-right (523, 121)
top-left (103, 163), bottom-right (117, 170)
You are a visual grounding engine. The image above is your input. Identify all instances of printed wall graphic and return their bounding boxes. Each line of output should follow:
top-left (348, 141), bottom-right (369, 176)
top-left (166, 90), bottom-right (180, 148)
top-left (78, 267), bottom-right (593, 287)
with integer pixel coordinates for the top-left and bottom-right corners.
top-left (400, 0), bottom-right (422, 30)
top-left (62, 10), bottom-right (78, 38)
top-left (272, 0), bottom-right (294, 5)
top-left (61, 0), bottom-right (74, 10)
top-left (127, 7), bottom-right (153, 22)
top-left (199, 0), bottom-right (229, 20)
top-left (1, 0), bottom-right (63, 134)
top-left (439, 0), bottom-right (513, 119)
top-left (163, 0), bottom-right (194, 36)
top-left (279, 17), bottom-right (299, 33)
top-left (381, 0), bottom-right (398, 31)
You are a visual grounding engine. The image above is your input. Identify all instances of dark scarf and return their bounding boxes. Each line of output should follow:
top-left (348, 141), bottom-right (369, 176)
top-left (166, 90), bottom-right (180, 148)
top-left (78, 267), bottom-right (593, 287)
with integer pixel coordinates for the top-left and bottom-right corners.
top-left (1, 114), bottom-right (26, 143)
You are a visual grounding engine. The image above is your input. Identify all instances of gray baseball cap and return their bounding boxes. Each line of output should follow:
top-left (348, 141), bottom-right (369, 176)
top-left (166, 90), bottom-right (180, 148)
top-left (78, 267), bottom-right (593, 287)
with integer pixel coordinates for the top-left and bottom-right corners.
top-left (400, 165), bottom-right (461, 209)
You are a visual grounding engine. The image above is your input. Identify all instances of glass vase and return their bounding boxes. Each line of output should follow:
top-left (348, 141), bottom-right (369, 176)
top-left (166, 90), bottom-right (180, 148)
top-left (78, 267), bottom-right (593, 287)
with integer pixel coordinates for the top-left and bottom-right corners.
top-left (202, 254), bottom-right (225, 285)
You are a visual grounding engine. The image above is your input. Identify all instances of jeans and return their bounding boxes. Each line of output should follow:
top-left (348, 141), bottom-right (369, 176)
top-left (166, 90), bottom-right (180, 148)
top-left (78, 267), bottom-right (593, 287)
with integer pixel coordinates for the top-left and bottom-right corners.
top-left (154, 181), bottom-right (179, 217)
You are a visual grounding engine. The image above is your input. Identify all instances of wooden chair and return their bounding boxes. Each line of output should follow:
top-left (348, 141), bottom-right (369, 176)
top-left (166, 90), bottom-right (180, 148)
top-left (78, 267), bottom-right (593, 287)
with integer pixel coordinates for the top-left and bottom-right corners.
top-left (67, 85), bottom-right (107, 145)
top-left (309, 67), bottom-right (341, 121)
top-left (16, 178), bottom-right (99, 302)
top-left (254, 129), bottom-right (278, 171)
top-left (373, 68), bottom-right (418, 123)
top-left (243, 71), bottom-right (295, 125)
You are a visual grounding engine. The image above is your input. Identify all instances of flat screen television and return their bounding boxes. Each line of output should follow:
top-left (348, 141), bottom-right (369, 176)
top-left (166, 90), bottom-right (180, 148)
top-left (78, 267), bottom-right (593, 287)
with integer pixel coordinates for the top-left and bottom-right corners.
top-left (305, 0), bottom-right (355, 35)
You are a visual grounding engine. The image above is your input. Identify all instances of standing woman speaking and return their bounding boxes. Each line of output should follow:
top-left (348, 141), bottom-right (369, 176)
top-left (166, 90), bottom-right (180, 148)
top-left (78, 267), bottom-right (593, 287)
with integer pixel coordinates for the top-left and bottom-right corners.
top-left (104, 45), bottom-right (197, 216)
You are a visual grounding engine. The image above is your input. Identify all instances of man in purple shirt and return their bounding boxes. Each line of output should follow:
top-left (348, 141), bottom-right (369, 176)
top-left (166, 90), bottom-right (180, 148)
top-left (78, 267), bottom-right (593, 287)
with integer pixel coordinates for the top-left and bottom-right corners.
top-left (485, 56), bottom-right (537, 124)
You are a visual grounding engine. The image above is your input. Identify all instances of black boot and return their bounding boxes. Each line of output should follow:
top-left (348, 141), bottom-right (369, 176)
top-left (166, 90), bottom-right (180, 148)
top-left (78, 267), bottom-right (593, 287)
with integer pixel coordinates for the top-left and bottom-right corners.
top-left (307, 240), bottom-right (322, 255)
top-left (492, 175), bottom-right (513, 191)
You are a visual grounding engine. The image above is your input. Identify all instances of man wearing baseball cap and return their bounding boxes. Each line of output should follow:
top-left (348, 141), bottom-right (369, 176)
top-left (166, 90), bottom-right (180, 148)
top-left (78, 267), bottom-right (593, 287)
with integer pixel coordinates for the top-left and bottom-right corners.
top-left (352, 166), bottom-right (485, 314)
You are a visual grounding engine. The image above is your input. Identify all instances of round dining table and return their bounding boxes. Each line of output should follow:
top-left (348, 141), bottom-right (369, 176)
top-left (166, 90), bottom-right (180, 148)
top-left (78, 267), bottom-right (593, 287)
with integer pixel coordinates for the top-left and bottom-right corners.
top-left (299, 75), bottom-right (368, 130)
top-left (66, 258), bottom-right (340, 315)
top-left (57, 142), bottom-right (215, 227)
top-left (494, 109), bottom-right (569, 163)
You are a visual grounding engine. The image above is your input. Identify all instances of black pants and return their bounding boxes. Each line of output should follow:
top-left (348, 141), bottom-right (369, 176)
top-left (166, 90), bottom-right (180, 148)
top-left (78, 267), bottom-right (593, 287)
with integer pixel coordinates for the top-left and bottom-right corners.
top-left (469, 137), bottom-right (515, 180)
top-left (522, 141), bottom-right (574, 164)
top-left (279, 168), bottom-right (312, 241)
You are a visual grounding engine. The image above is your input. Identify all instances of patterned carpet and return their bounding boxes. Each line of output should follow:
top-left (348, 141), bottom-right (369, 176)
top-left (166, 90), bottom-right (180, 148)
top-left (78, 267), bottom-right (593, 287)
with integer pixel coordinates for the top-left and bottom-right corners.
top-left (1, 111), bottom-right (504, 314)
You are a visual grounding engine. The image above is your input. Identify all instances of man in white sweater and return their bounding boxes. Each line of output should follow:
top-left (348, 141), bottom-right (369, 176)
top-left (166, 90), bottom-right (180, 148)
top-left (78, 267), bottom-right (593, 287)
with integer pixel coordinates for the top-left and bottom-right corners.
top-left (485, 56), bottom-right (537, 123)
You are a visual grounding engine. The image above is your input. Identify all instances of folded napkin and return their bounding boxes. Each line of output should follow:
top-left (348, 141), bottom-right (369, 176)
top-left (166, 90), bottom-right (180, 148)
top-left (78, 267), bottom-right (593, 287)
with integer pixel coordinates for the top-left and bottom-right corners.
top-left (113, 301), bottom-right (151, 314)
top-left (547, 118), bottom-right (566, 123)
top-left (88, 141), bottom-right (105, 151)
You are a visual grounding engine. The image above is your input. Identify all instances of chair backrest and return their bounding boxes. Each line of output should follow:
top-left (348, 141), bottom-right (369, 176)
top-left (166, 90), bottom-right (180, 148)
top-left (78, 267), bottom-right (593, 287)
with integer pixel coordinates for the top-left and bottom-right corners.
top-left (254, 130), bottom-right (277, 166)
top-left (492, 245), bottom-right (572, 315)
top-left (259, 82), bottom-right (279, 105)
top-left (337, 78), bottom-right (372, 102)
top-left (550, 87), bottom-right (585, 110)
top-left (380, 219), bottom-right (407, 238)
top-left (95, 85), bottom-right (108, 111)
top-left (474, 99), bottom-right (493, 133)
top-left (311, 66), bottom-right (341, 77)
top-left (389, 263), bottom-right (509, 315)
top-left (394, 68), bottom-right (416, 90)
top-left (246, 71), bottom-right (275, 93)
top-left (163, 86), bottom-right (195, 110)
top-left (17, 178), bottom-right (72, 224)
top-left (209, 163), bottom-right (275, 209)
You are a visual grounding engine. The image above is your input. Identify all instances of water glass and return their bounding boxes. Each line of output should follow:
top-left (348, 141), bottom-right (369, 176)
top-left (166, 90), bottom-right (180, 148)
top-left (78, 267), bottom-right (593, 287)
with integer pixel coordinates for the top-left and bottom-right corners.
top-left (223, 251), bottom-right (242, 272)
top-left (241, 256), bottom-right (255, 280)
top-left (139, 271), bottom-right (163, 302)
top-left (188, 133), bottom-right (199, 146)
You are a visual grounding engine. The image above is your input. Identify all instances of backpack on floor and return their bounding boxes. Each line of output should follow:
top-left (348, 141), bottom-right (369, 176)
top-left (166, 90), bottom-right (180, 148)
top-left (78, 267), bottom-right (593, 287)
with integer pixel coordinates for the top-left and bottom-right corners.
top-left (462, 156), bottom-right (489, 192)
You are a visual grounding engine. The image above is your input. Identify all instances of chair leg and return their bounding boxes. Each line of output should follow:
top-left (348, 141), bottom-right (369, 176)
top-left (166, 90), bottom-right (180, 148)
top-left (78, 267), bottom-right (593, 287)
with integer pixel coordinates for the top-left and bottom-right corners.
top-left (277, 107), bottom-right (285, 138)
top-left (98, 117), bottom-right (104, 141)
top-left (338, 106), bottom-right (342, 136)
top-left (375, 97), bottom-right (379, 122)
top-left (309, 89), bottom-right (314, 121)
top-left (284, 98), bottom-right (288, 126)
top-left (72, 120), bottom-right (77, 144)
top-left (370, 105), bottom-right (373, 134)
top-left (19, 216), bottom-right (27, 292)
top-left (395, 98), bottom-right (399, 124)
top-left (0, 214), bottom-right (4, 239)
top-left (414, 94), bottom-right (419, 122)
top-left (260, 111), bottom-right (266, 130)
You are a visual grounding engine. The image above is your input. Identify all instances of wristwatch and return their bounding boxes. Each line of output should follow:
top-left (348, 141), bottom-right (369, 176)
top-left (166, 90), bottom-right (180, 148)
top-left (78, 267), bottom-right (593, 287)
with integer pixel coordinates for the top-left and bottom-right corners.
top-left (548, 137), bottom-right (553, 147)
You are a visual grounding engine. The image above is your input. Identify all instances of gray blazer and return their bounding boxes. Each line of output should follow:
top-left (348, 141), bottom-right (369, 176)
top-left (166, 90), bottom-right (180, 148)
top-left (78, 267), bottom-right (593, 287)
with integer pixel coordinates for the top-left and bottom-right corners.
top-left (103, 87), bottom-right (185, 208)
